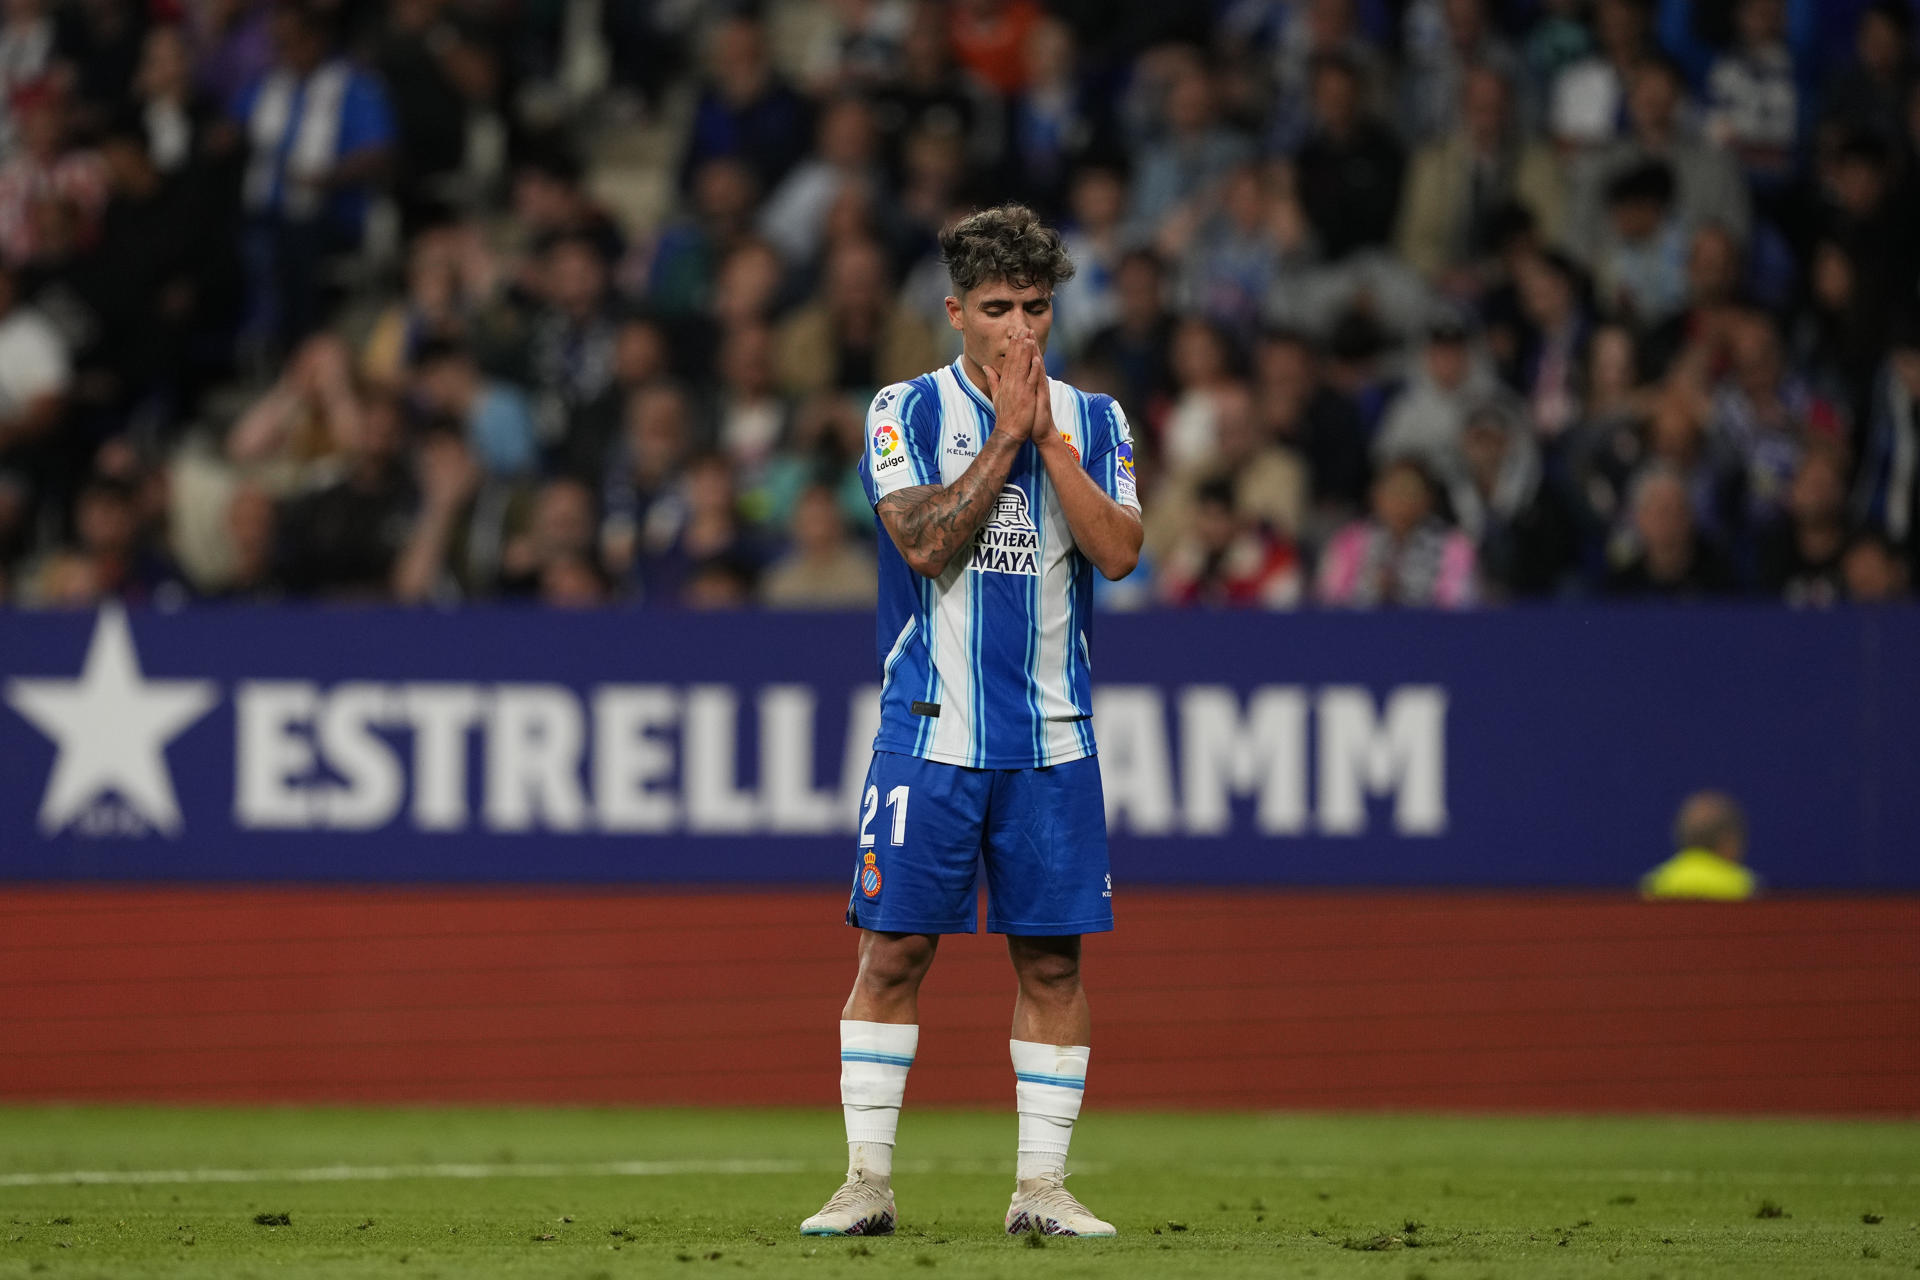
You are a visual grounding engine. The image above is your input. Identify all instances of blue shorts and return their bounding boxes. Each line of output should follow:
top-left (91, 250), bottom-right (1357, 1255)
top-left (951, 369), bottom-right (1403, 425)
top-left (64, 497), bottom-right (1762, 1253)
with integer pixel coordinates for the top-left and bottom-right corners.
top-left (845, 751), bottom-right (1114, 936)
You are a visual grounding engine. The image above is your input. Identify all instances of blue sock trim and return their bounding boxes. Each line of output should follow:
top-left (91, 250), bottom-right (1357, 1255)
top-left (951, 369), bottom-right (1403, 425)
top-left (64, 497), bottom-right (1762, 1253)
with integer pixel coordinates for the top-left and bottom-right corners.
top-left (841, 1051), bottom-right (916, 1067)
top-left (1015, 1070), bottom-right (1087, 1090)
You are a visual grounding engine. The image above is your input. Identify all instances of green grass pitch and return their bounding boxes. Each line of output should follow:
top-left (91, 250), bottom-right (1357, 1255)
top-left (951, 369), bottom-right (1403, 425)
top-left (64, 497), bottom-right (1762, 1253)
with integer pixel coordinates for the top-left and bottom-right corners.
top-left (0, 1106), bottom-right (1914, 1278)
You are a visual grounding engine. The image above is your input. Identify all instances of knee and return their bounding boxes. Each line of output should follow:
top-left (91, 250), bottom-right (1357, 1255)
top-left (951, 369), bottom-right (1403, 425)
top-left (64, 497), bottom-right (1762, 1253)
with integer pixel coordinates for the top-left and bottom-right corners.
top-left (857, 935), bottom-right (936, 995)
top-left (1014, 947), bottom-right (1081, 998)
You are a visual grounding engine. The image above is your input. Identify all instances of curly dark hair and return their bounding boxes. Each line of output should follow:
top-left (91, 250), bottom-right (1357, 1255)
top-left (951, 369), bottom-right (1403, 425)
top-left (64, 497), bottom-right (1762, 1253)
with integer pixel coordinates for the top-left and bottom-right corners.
top-left (939, 204), bottom-right (1076, 296)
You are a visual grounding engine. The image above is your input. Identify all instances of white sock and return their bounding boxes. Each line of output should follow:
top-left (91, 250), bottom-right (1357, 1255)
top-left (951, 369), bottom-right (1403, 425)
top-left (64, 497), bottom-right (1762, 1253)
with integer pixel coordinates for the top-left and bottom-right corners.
top-left (841, 1020), bottom-right (917, 1182)
top-left (1011, 1039), bottom-right (1089, 1182)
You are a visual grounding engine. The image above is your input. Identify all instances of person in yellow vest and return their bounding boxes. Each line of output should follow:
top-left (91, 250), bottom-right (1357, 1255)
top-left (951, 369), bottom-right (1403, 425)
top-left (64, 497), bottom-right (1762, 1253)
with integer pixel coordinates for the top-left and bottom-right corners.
top-left (1640, 791), bottom-right (1758, 900)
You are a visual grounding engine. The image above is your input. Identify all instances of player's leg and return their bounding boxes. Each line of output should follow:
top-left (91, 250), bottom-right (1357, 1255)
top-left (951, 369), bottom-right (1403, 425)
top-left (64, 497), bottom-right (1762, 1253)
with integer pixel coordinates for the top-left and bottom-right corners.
top-left (1008, 933), bottom-right (1088, 1044)
top-left (838, 928), bottom-right (936, 1183)
top-left (984, 757), bottom-right (1116, 1237)
top-left (803, 753), bottom-right (987, 1236)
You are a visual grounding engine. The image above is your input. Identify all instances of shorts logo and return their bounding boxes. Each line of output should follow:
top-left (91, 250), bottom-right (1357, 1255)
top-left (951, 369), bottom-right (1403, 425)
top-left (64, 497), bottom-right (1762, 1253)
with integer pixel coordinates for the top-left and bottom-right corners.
top-left (969, 487), bottom-right (1040, 576)
top-left (861, 850), bottom-right (882, 898)
top-left (872, 422), bottom-right (901, 458)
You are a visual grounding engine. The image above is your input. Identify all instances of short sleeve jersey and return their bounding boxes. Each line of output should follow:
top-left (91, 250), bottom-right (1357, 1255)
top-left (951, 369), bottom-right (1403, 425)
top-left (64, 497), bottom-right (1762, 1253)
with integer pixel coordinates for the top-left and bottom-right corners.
top-left (857, 356), bottom-right (1140, 769)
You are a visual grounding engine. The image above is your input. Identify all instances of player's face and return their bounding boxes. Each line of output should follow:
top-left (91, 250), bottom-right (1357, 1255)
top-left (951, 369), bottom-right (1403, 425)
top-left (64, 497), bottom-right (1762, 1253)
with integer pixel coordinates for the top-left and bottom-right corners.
top-left (947, 279), bottom-right (1054, 374)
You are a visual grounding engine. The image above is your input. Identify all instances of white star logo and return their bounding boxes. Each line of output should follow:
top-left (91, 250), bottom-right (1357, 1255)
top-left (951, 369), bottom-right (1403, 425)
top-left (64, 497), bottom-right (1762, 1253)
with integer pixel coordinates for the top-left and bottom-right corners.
top-left (5, 605), bottom-right (218, 836)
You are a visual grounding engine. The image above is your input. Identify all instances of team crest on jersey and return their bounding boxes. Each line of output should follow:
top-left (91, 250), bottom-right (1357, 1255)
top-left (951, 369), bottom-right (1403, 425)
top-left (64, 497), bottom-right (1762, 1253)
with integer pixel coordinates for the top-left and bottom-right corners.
top-left (1057, 427), bottom-right (1079, 461)
top-left (862, 850), bottom-right (882, 897)
top-left (970, 488), bottom-right (1040, 576)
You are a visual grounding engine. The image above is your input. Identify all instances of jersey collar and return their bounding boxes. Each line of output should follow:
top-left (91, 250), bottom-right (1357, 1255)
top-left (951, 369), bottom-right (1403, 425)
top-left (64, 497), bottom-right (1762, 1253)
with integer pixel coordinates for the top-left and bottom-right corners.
top-left (951, 356), bottom-right (995, 417)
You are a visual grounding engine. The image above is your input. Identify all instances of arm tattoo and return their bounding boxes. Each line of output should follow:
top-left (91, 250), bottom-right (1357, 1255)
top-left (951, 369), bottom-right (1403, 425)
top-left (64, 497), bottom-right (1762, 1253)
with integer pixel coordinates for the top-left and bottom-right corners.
top-left (876, 434), bottom-right (1019, 575)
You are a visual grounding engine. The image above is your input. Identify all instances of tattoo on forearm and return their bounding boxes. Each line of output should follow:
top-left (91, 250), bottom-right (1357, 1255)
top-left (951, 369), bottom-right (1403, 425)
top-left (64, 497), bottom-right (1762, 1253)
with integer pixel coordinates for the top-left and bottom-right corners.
top-left (877, 437), bottom-right (1017, 573)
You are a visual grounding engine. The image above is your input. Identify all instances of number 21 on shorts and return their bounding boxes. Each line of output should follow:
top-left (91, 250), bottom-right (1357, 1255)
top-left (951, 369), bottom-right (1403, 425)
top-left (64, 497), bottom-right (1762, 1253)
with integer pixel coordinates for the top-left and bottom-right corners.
top-left (859, 785), bottom-right (909, 847)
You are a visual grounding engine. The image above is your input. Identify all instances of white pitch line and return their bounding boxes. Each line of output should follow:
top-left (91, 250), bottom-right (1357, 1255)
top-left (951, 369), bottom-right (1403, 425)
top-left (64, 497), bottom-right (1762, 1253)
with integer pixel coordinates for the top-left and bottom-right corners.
top-left (1, 1159), bottom-right (1915, 1191)
top-left (0, 1159), bottom-right (811, 1188)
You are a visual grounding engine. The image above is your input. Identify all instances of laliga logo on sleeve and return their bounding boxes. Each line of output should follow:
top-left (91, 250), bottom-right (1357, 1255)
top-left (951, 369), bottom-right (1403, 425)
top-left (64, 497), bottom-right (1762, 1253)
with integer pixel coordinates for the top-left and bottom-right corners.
top-left (861, 850), bottom-right (882, 897)
top-left (873, 422), bottom-right (901, 457)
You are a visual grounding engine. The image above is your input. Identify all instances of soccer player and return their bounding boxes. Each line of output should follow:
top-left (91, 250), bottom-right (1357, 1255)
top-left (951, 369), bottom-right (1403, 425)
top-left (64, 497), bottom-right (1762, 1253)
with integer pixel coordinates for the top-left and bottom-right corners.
top-left (801, 205), bottom-right (1143, 1239)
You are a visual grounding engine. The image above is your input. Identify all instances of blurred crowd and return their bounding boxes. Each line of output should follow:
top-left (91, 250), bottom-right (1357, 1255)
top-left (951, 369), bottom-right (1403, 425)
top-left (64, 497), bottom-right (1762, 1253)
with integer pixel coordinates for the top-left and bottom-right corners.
top-left (2, 0), bottom-right (1919, 611)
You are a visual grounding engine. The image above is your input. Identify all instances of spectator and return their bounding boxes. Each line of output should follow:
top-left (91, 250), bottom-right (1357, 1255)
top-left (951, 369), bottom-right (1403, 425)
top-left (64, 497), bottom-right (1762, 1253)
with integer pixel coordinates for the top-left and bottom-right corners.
top-left (1374, 311), bottom-right (1503, 484)
top-left (1548, 0), bottom-right (1653, 149)
top-left (1145, 380), bottom-right (1306, 564)
top-left (680, 12), bottom-right (812, 195)
top-left (1396, 63), bottom-right (1564, 284)
top-left (647, 157), bottom-right (758, 317)
top-left (1641, 791), bottom-right (1757, 900)
top-left (0, 79), bottom-right (109, 268)
top-left (1083, 247), bottom-right (1176, 427)
top-left (1399, 0), bottom-right (1521, 145)
top-left (1841, 528), bottom-right (1911, 601)
top-left (1757, 439), bottom-right (1850, 606)
top-left (1640, 221), bottom-right (1746, 382)
top-left (360, 220), bottom-right (503, 389)
top-left (601, 381), bottom-right (693, 579)
top-left (1449, 402), bottom-right (1578, 598)
top-left (0, 256), bottom-right (70, 548)
top-left (761, 482), bottom-right (878, 608)
top-left (1127, 52), bottom-right (1253, 234)
top-left (372, 0), bottom-right (497, 230)
top-left (411, 339), bottom-right (537, 479)
top-left (1593, 160), bottom-right (1688, 328)
top-left (520, 233), bottom-right (621, 473)
top-left (185, 0), bottom-right (275, 109)
top-left (1571, 58), bottom-right (1751, 257)
top-left (798, 0), bottom-right (912, 98)
top-left (757, 95), bottom-right (882, 270)
top-left (1506, 248), bottom-right (1592, 445)
top-left (1852, 314), bottom-right (1920, 562)
top-left (1821, 2), bottom-right (1913, 146)
top-left (212, 480), bottom-right (282, 601)
top-left (496, 475), bottom-right (597, 598)
top-left (1160, 316), bottom-right (1242, 470)
top-left (233, 2), bottom-right (394, 351)
top-left (773, 237), bottom-right (938, 397)
top-left (948, 0), bottom-right (1043, 97)
top-left (1567, 322), bottom-right (1655, 533)
top-left (1252, 326), bottom-right (1371, 525)
top-left (635, 449), bottom-right (766, 606)
top-left (1704, 0), bottom-right (1799, 189)
top-left (1157, 474), bottom-right (1305, 608)
top-left (226, 331), bottom-right (362, 477)
top-left (998, 17), bottom-right (1111, 218)
top-left (1051, 162), bottom-right (1127, 359)
top-left (707, 237), bottom-right (787, 332)
top-left (275, 390), bottom-right (420, 599)
top-left (131, 21), bottom-right (236, 181)
top-left (1710, 308), bottom-right (1838, 529)
top-left (869, 2), bottom-right (991, 181)
top-left (0, 0), bottom-right (57, 160)
top-left (1818, 131), bottom-right (1913, 364)
top-left (713, 322), bottom-right (786, 490)
top-left (54, 471), bottom-right (190, 606)
top-left (510, 149), bottom-right (624, 269)
top-left (1606, 464), bottom-right (1737, 597)
top-left (1316, 458), bottom-right (1479, 607)
top-left (1293, 51), bottom-right (1406, 262)
top-left (1175, 162), bottom-right (1309, 340)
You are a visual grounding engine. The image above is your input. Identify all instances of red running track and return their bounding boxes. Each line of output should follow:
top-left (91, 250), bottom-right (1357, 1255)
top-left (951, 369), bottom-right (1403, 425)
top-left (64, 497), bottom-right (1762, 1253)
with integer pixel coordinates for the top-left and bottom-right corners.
top-left (1, 889), bottom-right (1914, 1112)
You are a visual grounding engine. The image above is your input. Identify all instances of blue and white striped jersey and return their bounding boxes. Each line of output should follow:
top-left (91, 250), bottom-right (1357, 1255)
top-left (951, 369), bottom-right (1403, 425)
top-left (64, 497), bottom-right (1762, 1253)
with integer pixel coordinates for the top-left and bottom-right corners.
top-left (857, 356), bottom-right (1140, 770)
